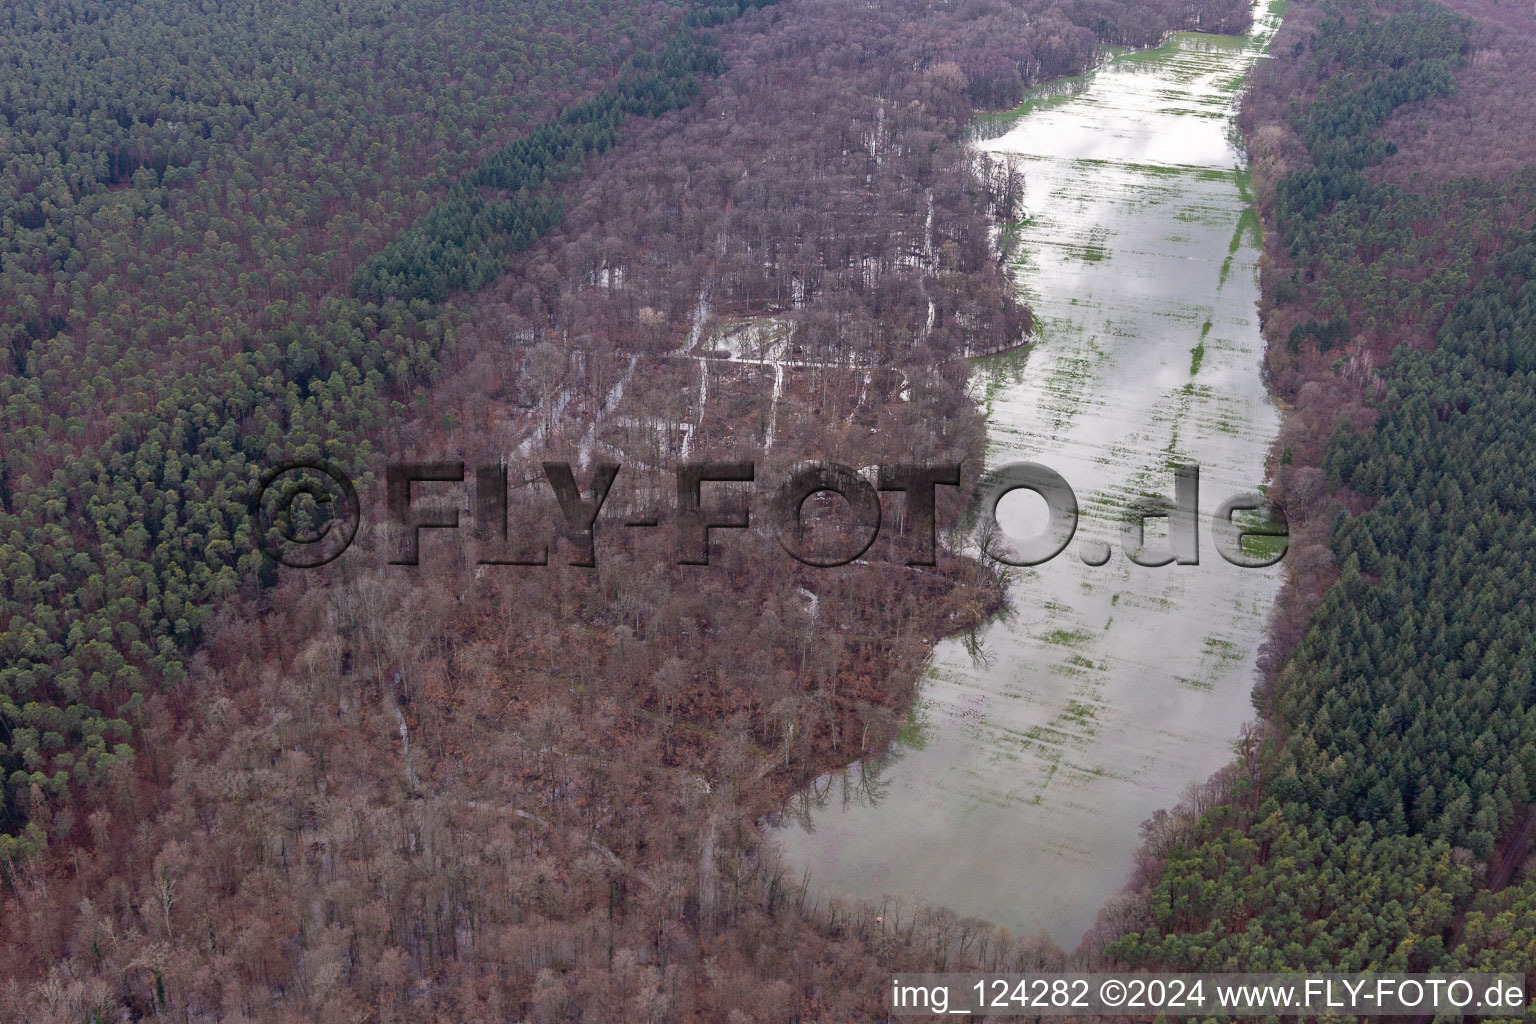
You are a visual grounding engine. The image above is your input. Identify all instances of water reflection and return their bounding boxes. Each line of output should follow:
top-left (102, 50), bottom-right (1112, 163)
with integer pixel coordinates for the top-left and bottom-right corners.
top-left (770, 0), bottom-right (1287, 946)
top-left (787, 754), bottom-right (896, 830)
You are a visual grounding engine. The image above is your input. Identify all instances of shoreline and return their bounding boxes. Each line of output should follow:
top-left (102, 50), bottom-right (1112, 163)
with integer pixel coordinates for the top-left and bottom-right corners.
top-left (764, 0), bottom-right (1284, 951)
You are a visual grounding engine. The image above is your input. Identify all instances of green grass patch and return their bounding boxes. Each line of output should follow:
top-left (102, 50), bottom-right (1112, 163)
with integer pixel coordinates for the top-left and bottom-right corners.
top-left (1042, 628), bottom-right (1093, 648)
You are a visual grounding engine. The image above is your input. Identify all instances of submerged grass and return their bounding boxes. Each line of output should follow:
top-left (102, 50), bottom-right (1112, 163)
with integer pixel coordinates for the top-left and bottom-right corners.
top-left (769, 0), bottom-right (1287, 941)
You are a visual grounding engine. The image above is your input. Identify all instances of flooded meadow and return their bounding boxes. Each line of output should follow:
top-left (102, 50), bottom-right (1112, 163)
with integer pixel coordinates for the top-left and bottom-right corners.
top-left (770, 0), bottom-right (1288, 945)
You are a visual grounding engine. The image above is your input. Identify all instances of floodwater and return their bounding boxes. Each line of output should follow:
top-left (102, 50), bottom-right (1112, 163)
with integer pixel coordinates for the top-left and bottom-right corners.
top-left (769, 0), bottom-right (1287, 945)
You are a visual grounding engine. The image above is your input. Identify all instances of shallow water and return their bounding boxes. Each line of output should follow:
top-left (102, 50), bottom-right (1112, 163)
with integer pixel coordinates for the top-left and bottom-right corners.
top-left (769, 0), bottom-right (1286, 946)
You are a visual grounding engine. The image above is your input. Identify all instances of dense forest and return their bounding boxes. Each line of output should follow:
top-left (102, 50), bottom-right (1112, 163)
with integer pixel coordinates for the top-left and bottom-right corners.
top-left (0, 0), bottom-right (691, 851)
top-left (1098, 0), bottom-right (1536, 979)
top-left (1, 0), bottom-right (1256, 1019)
top-left (350, 1), bottom-right (780, 304)
top-left (12, 0), bottom-right (1536, 1016)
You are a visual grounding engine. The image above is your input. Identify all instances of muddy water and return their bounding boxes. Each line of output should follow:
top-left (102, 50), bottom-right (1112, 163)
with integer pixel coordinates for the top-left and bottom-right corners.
top-left (769, 0), bottom-right (1286, 945)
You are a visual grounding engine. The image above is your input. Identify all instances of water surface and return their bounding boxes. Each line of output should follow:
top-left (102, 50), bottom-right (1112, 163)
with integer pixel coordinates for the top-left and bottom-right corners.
top-left (770, 0), bottom-right (1286, 945)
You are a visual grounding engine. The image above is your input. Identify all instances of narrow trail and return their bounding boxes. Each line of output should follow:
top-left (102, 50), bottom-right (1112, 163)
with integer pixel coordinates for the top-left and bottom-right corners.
top-left (763, 361), bottom-right (784, 451)
top-left (678, 176), bottom-right (742, 458)
top-left (1407, 807), bottom-right (1535, 1024)
top-left (1490, 808), bottom-right (1534, 893)
top-left (515, 382), bottom-right (576, 457)
top-left (1450, 805), bottom-right (1534, 948)
top-left (577, 352), bottom-right (639, 468)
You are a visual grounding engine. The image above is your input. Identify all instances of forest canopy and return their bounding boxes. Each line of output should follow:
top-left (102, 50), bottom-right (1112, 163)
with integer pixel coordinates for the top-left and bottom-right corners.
top-left (1105, 0), bottom-right (1536, 973)
top-left (0, 0), bottom-right (702, 850)
top-left (351, 1), bottom-right (780, 304)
